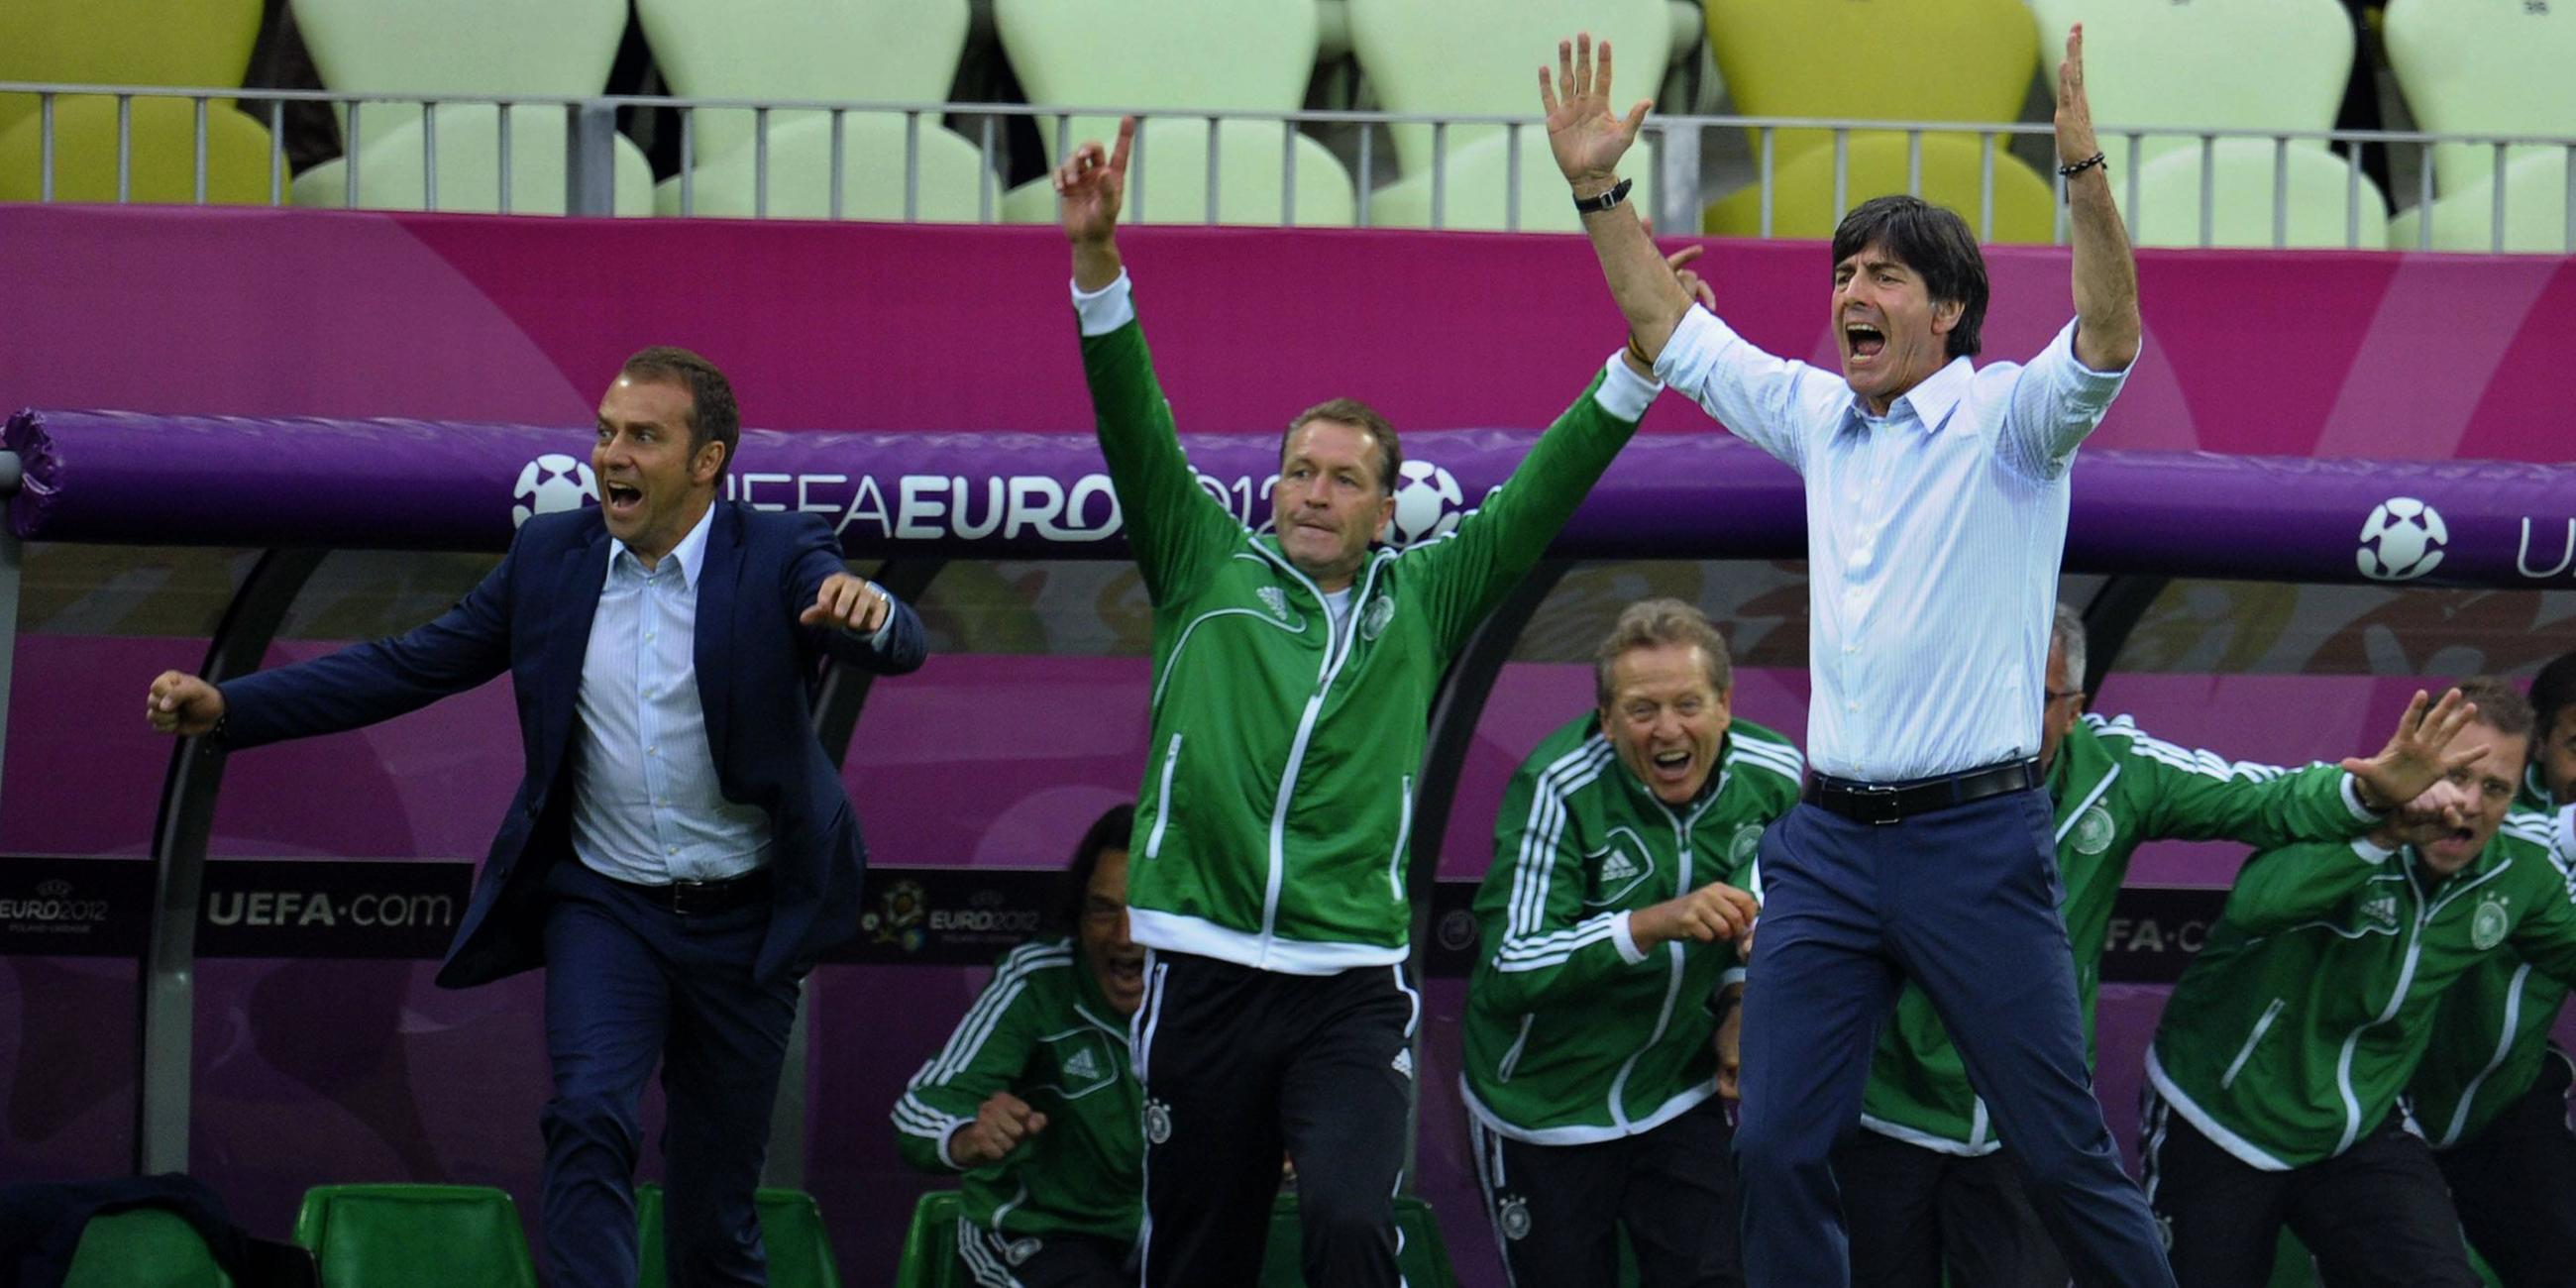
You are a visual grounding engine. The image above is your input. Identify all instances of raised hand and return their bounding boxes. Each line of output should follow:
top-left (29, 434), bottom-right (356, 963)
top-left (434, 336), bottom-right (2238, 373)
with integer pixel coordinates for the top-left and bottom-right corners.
top-left (1055, 116), bottom-right (1134, 248)
top-left (948, 1091), bottom-right (1048, 1167)
top-left (799, 572), bottom-right (890, 635)
top-left (2054, 24), bottom-right (2101, 168)
top-left (2343, 688), bottom-right (2487, 812)
top-left (1539, 32), bottom-right (1651, 195)
top-left (146, 670), bottom-right (225, 736)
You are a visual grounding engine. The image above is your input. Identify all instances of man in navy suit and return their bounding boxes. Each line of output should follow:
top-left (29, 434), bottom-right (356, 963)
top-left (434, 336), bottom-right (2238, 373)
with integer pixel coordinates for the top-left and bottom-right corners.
top-left (146, 347), bottom-right (926, 1287)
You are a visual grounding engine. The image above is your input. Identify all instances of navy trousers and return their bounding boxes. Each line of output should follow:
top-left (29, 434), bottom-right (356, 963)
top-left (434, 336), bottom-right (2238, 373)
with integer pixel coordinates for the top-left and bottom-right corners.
top-left (1734, 790), bottom-right (2173, 1288)
top-left (539, 860), bottom-right (801, 1288)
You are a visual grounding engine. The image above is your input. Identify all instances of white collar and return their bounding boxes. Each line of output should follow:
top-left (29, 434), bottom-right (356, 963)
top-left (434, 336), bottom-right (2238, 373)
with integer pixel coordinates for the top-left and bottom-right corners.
top-left (607, 500), bottom-right (715, 588)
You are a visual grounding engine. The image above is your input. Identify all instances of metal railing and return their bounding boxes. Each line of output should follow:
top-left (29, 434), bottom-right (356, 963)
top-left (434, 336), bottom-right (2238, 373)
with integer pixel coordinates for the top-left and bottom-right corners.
top-left (7, 80), bottom-right (2576, 253)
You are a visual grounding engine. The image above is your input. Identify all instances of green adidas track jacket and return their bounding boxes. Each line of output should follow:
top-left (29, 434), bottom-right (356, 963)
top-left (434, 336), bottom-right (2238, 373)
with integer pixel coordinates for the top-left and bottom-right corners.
top-left (1860, 714), bottom-right (2379, 1153)
top-left (2149, 811), bottom-right (2571, 1170)
top-left (1082, 275), bottom-right (1652, 973)
top-left (1459, 713), bottom-right (1803, 1142)
top-left (893, 939), bottom-right (1142, 1246)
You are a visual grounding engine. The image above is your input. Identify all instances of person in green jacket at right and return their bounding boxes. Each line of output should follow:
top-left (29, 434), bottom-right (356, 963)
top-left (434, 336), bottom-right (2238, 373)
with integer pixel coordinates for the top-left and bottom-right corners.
top-left (893, 805), bottom-right (1144, 1288)
top-left (1836, 603), bottom-right (2461, 1288)
top-left (2404, 651), bottom-right (2576, 1288)
top-left (2145, 677), bottom-right (2558, 1288)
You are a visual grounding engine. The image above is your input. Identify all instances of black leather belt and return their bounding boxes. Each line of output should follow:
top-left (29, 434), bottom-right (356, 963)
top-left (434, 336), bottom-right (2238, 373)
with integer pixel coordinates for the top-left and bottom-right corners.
top-left (1803, 758), bottom-right (2043, 826)
top-left (601, 868), bottom-right (770, 916)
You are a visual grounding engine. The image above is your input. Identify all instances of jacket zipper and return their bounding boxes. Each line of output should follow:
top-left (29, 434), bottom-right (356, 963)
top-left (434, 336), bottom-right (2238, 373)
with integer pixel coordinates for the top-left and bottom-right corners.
top-left (1255, 552), bottom-right (1386, 960)
top-left (1144, 732), bottom-right (1183, 859)
top-left (2221, 998), bottom-right (2287, 1089)
top-left (1387, 775), bottom-right (1414, 901)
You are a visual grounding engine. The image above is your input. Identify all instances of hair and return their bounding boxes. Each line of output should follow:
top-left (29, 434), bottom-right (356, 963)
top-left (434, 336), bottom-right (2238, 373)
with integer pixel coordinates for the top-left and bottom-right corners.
top-left (2453, 675), bottom-right (2536, 742)
top-left (2528, 652), bottom-right (2576, 747)
top-left (2051, 602), bottom-right (2090, 694)
top-left (620, 346), bottom-right (741, 476)
top-left (1830, 194), bottom-right (1990, 360)
top-left (1054, 803), bottom-right (1136, 935)
top-left (1280, 397), bottom-right (1403, 496)
top-left (1593, 598), bottom-right (1734, 706)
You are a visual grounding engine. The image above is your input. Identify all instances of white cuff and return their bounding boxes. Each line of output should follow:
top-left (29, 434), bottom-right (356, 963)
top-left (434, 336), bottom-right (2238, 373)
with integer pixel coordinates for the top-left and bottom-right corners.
top-left (2350, 836), bottom-right (2400, 864)
top-left (1610, 911), bottom-right (1649, 965)
top-left (2557, 804), bottom-right (2574, 863)
top-left (2339, 775), bottom-right (2381, 823)
top-left (1072, 270), bottom-right (1135, 337)
top-left (1593, 349), bottom-right (1664, 421)
top-left (1719, 966), bottom-right (1747, 991)
top-left (934, 1116), bottom-right (975, 1170)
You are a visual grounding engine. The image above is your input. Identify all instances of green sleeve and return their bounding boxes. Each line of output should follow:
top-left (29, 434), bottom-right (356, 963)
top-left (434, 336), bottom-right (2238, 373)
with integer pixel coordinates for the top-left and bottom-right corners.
top-left (1407, 369), bottom-right (1642, 651)
top-left (2504, 835), bottom-right (2576, 989)
top-left (2218, 838), bottom-right (2394, 936)
top-left (1470, 743), bottom-right (1653, 1014)
top-left (1081, 318), bottom-right (1243, 605)
top-left (2106, 722), bottom-right (2376, 847)
top-left (892, 948), bottom-right (1060, 1173)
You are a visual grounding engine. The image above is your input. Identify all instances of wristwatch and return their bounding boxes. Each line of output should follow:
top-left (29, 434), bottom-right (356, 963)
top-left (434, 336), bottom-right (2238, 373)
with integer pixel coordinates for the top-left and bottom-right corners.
top-left (1572, 177), bottom-right (1633, 215)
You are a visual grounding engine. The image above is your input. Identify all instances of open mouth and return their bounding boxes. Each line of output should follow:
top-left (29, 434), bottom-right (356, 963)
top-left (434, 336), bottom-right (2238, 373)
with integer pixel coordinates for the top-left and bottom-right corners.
top-left (1105, 953), bottom-right (1146, 987)
top-left (603, 482), bottom-right (643, 517)
top-left (1845, 323), bottom-right (1886, 362)
top-left (1649, 748), bottom-right (1694, 781)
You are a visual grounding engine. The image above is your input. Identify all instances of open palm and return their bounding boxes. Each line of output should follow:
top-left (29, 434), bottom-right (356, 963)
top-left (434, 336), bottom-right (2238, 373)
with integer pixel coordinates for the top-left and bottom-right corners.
top-left (1539, 33), bottom-right (1650, 188)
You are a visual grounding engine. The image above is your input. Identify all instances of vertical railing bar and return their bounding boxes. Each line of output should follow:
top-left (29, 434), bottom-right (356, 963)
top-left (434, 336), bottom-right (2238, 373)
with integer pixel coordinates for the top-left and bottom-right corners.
top-left (345, 100), bottom-right (362, 207)
top-left (2492, 140), bottom-right (2509, 254)
top-left (1979, 129), bottom-right (1994, 240)
top-left (2346, 132), bottom-right (2361, 249)
top-left (1906, 128), bottom-right (1922, 197)
top-left (2563, 143), bottom-right (2575, 255)
top-left (1204, 115), bottom-right (1222, 226)
top-left (2198, 133), bottom-right (2215, 248)
top-left (903, 109), bottom-right (919, 222)
top-left (497, 102), bottom-right (512, 215)
top-left (1131, 116), bottom-right (1146, 223)
top-left (1279, 116), bottom-right (1296, 228)
top-left (979, 114), bottom-right (996, 223)
top-left (39, 94), bottom-right (54, 202)
top-left (1759, 126), bottom-right (1773, 238)
top-left (1054, 115), bottom-right (1072, 221)
top-left (680, 107), bottom-right (695, 216)
top-left (1831, 128), bottom-right (1848, 224)
top-left (2053, 161), bottom-right (2069, 246)
top-left (754, 106), bottom-right (770, 219)
top-left (2274, 134), bottom-right (2290, 249)
top-left (421, 100), bottom-right (437, 212)
top-left (1506, 120), bottom-right (1523, 233)
top-left (1356, 124), bottom-right (1373, 227)
top-left (2125, 130), bottom-right (2142, 231)
top-left (116, 93), bottom-right (133, 203)
top-left (830, 108), bottom-right (847, 221)
top-left (1431, 120), bottom-right (1447, 229)
top-left (192, 96), bottom-right (208, 204)
top-left (268, 98), bottom-right (283, 205)
top-left (2417, 140), bottom-right (2433, 251)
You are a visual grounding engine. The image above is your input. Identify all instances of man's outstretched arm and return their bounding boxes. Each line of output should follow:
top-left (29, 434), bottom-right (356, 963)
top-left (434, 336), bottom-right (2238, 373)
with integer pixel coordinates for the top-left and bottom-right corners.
top-left (2057, 24), bottom-right (2140, 374)
top-left (1544, 33), bottom-right (1691, 362)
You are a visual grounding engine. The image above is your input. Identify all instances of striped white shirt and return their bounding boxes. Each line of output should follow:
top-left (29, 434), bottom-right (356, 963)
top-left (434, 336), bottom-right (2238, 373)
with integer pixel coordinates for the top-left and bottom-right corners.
top-left (1657, 305), bottom-right (2130, 782)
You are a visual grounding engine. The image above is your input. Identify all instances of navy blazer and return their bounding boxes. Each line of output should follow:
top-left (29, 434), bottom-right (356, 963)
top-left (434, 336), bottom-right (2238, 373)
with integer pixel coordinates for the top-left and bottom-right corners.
top-left (221, 502), bottom-right (926, 987)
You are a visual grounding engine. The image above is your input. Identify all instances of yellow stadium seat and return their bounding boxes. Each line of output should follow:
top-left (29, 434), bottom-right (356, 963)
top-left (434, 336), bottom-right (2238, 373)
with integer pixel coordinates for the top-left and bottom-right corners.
top-left (1346, 0), bottom-right (1669, 182)
top-left (0, 0), bottom-right (264, 141)
top-left (2383, 0), bottom-right (2576, 201)
top-left (1705, 0), bottom-right (2040, 166)
top-left (636, 0), bottom-right (972, 168)
top-left (1702, 130), bottom-right (2055, 244)
top-left (656, 111), bottom-right (990, 220)
top-left (1367, 127), bottom-right (1653, 232)
top-left (290, 103), bottom-right (655, 215)
top-left (2128, 139), bottom-right (2388, 249)
top-left (2028, 0), bottom-right (2355, 182)
top-left (998, 116), bottom-right (1355, 227)
top-left (2388, 151), bottom-right (2575, 255)
top-left (0, 95), bottom-right (275, 205)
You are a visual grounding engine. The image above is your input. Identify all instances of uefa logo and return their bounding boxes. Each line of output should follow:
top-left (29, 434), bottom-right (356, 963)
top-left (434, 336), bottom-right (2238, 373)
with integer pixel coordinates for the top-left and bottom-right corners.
top-left (2357, 497), bottom-right (2447, 582)
top-left (512, 454), bottom-right (598, 529)
top-left (1381, 459), bottom-right (1466, 549)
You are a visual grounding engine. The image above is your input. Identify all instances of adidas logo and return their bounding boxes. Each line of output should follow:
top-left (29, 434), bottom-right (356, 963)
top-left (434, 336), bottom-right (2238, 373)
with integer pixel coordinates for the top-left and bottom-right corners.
top-left (1391, 1047), bottom-right (1414, 1080)
top-left (1257, 586), bottom-right (1291, 622)
top-left (1063, 1048), bottom-right (1101, 1081)
top-left (1597, 849), bottom-right (1642, 884)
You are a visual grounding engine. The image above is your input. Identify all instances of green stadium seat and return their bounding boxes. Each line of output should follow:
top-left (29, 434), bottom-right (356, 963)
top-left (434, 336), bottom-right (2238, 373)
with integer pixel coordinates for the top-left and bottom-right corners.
top-left (291, 1183), bottom-right (538, 1288)
top-left (289, 104), bottom-right (655, 216)
top-left (1346, 0), bottom-right (1669, 183)
top-left (1367, 128), bottom-right (1654, 233)
top-left (996, 117), bottom-right (1355, 228)
top-left (655, 111), bottom-right (993, 221)
top-left (892, 1188), bottom-right (1453, 1286)
top-left (636, 0), bottom-right (972, 170)
top-left (2129, 138), bottom-right (2390, 250)
top-left (2028, 0), bottom-right (2356, 184)
top-left (893, 1191), bottom-right (968, 1288)
top-left (635, 1182), bottom-right (844, 1288)
top-left (63, 1208), bottom-right (235, 1288)
top-left (2384, 0), bottom-right (2576, 202)
top-left (2388, 151), bottom-right (2574, 255)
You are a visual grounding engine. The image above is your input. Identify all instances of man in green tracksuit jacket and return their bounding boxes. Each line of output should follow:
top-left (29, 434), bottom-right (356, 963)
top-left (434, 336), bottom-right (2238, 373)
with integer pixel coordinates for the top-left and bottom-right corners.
top-left (2404, 652), bottom-right (2576, 1288)
top-left (2144, 677), bottom-right (2563, 1287)
top-left (1461, 598), bottom-right (1788, 1288)
top-left (894, 807), bottom-right (1145, 1288)
top-left (1053, 119), bottom-right (1686, 1288)
top-left (1838, 605), bottom-right (2441, 1288)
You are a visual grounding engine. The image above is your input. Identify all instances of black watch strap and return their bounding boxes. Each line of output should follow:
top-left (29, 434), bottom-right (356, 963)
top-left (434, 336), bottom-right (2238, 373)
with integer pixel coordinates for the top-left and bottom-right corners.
top-left (1572, 177), bottom-right (1633, 215)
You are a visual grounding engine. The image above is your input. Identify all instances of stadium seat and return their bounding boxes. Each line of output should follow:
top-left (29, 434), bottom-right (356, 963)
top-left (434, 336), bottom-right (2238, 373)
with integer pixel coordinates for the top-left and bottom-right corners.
top-left (997, 116), bottom-right (1355, 228)
top-left (2027, 0), bottom-right (2355, 183)
top-left (2383, 0), bottom-right (2576, 201)
top-left (2387, 151), bottom-right (2574, 255)
top-left (634, 1183), bottom-right (843, 1288)
top-left (291, 1183), bottom-right (538, 1288)
top-left (290, 103), bottom-right (655, 216)
top-left (890, 1189), bottom-right (1454, 1286)
top-left (1704, 0), bottom-right (2039, 166)
top-left (1346, 0), bottom-right (1669, 182)
top-left (655, 111), bottom-right (989, 220)
top-left (2128, 138), bottom-right (2389, 250)
top-left (1700, 130), bottom-right (2056, 244)
top-left (0, 95), bottom-right (276, 205)
top-left (635, 0), bottom-right (973, 170)
top-left (892, 1191), bottom-right (967, 1288)
top-left (0, 0), bottom-right (264, 142)
top-left (62, 1208), bottom-right (234, 1288)
top-left (1366, 128), bottom-right (1655, 232)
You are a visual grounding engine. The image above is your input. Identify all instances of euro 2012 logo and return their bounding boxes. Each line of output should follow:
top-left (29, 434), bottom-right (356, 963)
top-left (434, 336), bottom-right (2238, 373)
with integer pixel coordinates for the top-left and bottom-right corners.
top-left (863, 879), bottom-right (929, 952)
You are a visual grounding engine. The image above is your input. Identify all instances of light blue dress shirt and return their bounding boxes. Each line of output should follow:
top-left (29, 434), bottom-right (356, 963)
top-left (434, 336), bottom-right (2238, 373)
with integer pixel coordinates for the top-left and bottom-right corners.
top-left (571, 503), bottom-right (774, 885)
top-left (1656, 306), bottom-right (2130, 783)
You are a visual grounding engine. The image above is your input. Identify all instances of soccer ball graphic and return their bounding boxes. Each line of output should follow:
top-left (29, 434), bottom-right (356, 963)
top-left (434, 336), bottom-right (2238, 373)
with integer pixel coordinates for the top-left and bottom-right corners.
top-left (512, 454), bottom-right (597, 529)
top-left (1382, 459), bottom-right (1465, 548)
top-left (2356, 496), bottom-right (2447, 581)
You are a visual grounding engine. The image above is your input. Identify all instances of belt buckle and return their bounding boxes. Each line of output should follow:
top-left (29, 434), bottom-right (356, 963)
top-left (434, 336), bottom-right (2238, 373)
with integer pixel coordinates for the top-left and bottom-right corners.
top-left (668, 879), bottom-right (719, 916)
top-left (1851, 782), bottom-right (1904, 827)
